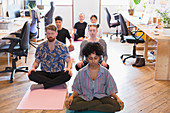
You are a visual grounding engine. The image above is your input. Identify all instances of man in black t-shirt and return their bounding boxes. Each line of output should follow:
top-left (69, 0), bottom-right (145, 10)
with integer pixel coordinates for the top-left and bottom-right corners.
top-left (72, 13), bottom-right (87, 41)
top-left (55, 16), bottom-right (72, 44)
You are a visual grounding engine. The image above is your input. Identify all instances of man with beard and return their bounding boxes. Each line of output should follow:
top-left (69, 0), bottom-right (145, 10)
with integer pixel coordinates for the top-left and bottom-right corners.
top-left (28, 24), bottom-right (72, 90)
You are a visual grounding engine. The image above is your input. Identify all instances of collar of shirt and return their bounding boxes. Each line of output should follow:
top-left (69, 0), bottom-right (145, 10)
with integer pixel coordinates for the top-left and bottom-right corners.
top-left (83, 64), bottom-right (105, 79)
top-left (43, 40), bottom-right (62, 52)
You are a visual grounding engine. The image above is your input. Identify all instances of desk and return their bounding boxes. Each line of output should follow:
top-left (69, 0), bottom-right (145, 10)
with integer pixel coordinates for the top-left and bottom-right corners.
top-left (121, 12), bottom-right (170, 80)
top-left (0, 17), bottom-right (31, 39)
top-left (0, 16), bottom-right (45, 41)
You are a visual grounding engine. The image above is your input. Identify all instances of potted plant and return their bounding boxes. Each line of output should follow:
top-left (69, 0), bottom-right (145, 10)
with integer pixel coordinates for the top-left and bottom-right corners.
top-left (26, 3), bottom-right (36, 18)
top-left (128, 0), bottom-right (141, 16)
top-left (155, 9), bottom-right (170, 35)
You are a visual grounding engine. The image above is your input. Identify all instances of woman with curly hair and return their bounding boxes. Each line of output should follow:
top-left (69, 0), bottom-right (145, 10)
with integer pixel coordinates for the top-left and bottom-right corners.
top-left (75, 24), bottom-right (109, 71)
top-left (65, 42), bottom-right (124, 112)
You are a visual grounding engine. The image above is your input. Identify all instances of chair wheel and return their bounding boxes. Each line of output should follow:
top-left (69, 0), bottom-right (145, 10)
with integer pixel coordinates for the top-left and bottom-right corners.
top-left (10, 79), bottom-right (13, 83)
top-left (5, 67), bottom-right (11, 70)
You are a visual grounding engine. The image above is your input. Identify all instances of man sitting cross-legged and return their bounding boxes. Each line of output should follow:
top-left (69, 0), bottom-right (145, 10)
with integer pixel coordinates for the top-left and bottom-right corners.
top-left (28, 24), bottom-right (72, 90)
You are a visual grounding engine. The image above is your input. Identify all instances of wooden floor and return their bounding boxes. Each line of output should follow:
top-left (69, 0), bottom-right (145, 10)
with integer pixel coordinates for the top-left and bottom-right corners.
top-left (0, 35), bottom-right (169, 113)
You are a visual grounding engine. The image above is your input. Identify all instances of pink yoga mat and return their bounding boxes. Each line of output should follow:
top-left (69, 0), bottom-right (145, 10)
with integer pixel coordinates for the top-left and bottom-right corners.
top-left (17, 85), bottom-right (67, 110)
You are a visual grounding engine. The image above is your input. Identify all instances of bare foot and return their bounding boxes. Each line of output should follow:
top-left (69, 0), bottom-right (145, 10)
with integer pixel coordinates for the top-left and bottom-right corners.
top-left (30, 84), bottom-right (44, 90)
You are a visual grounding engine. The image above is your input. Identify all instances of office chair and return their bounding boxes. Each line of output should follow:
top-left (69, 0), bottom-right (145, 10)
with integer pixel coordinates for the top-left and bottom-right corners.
top-left (29, 9), bottom-right (41, 48)
top-left (11, 9), bottom-right (41, 48)
top-left (119, 14), bottom-right (145, 63)
top-left (44, 1), bottom-right (54, 27)
top-left (105, 7), bottom-right (120, 39)
top-left (0, 21), bottom-right (30, 83)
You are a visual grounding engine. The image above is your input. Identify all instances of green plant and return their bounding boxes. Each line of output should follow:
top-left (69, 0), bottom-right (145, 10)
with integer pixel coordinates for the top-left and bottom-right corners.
top-left (143, 2), bottom-right (146, 12)
top-left (129, 0), bottom-right (141, 9)
top-left (26, 3), bottom-right (36, 10)
top-left (155, 9), bottom-right (170, 27)
top-left (26, 3), bottom-right (36, 17)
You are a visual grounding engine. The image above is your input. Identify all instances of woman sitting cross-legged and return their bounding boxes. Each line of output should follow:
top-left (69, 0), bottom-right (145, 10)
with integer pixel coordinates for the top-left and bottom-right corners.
top-left (75, 24), bottom-right (109, 71)
top-left (65, 42), bottom-right (124, 112)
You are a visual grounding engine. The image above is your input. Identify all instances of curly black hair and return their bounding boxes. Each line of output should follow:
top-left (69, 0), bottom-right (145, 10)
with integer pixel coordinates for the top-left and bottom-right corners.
top-left (82, 42), bottom-right (104, 57)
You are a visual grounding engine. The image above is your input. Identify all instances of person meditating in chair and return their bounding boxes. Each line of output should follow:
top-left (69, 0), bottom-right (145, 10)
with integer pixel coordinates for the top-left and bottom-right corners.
top-left (28, 25), bottom-right (72, 90)
top-left (75, 24), bottom-right (109, 71)
top-left (65, 42), bottom-right (124, 112)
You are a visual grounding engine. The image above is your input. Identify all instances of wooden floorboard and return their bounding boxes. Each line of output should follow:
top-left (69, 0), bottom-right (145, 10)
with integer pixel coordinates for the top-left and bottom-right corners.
top-left (0, 35), bottom-right (169, 113)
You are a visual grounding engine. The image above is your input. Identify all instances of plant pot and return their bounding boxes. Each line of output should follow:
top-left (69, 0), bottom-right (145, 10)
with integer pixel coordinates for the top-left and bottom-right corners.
top-left (128, 9), bottom-right (134, 16)
top-left (163, 27), bottom-right (170, 36)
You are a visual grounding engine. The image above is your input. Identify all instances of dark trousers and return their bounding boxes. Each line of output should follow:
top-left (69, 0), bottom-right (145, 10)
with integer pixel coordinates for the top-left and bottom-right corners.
top-left (69, 97), bottom-right (120, 112)
top-left (74, 33), bottom-right (84, 41)
top-left (28, 71), bottom-right (71, 89)
top-left (75, 60), bottom-right (109, 71)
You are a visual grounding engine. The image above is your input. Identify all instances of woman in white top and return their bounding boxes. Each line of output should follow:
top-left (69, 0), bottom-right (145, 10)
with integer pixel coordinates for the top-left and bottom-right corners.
top-left (85, 15), bottom-right (102, 39)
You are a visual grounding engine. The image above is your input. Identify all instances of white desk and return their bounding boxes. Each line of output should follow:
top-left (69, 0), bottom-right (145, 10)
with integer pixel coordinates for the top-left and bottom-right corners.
top-left (0, 17), bottom-right (31, 39)
top-left (121, 12), bottom-right (170, 80)
top-left (0, 16), bottom-right (45, 41)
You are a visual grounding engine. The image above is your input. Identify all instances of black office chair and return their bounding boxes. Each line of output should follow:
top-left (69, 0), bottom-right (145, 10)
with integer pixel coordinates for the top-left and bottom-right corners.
top-left (11, 9), bottom-right (40, 48)
top-left (44, 1), bottom-right (54, 27)
top-left (29, 9), bottom-right (41, 48)
top-left (119, 14), bottom-right (145, 63)
top-left (105, 7), bottom-right (120, 39)
top-left (0, 21), bottom-right (30, 83)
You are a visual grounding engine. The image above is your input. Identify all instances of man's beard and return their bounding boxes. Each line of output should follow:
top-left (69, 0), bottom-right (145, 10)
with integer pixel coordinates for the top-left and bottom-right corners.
top-left (47, 37), bottom-right (55, 42)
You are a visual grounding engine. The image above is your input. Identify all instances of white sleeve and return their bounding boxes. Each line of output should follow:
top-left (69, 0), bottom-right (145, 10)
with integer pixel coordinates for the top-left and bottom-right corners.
top-left (85, 27), bottom-right (89, 38)
top-left (98, 26), bottom-right (103, 38)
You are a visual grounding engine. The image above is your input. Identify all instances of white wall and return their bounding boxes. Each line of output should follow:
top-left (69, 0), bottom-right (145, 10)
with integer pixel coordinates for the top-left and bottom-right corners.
top-left (43, 5), bottom-right (73, 32)
top-left (101, 5), bottom-right (128, 33)
top-left (53, 6), bottom-right (72, 32)
top-left (74, 0), bottom-right (99, 24)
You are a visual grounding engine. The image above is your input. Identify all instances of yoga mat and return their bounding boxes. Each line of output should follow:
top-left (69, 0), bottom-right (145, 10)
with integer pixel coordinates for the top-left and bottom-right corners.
top-left (17, 85), bottom-right (67, 110)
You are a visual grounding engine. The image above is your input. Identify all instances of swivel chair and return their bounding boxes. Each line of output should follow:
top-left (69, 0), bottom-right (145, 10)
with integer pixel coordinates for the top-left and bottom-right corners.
top-left (105, 7), bottom-right (120, 39)
top-left (0, 21), bottom-right (30, 83)
top-left (119, 14), bottom-right (145, 63)
top-left (29, 9), bottom-right (41, 48)
top-left (44, 1), bottom-right (54, 27)
top-left (11, 9), bottom-right (40, 48)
